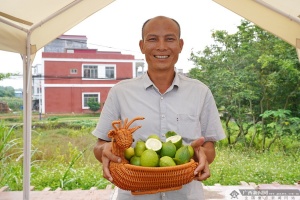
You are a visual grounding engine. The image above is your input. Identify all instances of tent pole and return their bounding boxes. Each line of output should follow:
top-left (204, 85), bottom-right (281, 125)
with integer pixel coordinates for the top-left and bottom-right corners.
top-left (23, 34), bottom-right (32, 200)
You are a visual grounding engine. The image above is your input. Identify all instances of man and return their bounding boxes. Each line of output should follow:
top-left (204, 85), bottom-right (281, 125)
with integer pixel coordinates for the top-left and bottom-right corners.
top-left (92, 16), bottom-right (225, 200)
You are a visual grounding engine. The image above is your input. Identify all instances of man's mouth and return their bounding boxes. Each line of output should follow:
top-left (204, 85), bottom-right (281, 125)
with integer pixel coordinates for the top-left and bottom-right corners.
top-left (154, 55), bottom-right (169, 59)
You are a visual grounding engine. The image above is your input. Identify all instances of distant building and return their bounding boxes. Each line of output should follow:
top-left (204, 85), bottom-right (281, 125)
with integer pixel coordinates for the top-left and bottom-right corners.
top-left (32, 64), bottom-right (43, 111)
top-left (33, 35), bottom-right (145, 114)
top-left (14, 89), bottom-right (23, 98)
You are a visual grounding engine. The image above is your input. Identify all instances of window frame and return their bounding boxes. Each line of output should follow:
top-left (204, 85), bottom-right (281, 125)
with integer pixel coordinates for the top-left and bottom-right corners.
top-left (82, 92), bottom-right (100, 109)
top-left (82, 64), bottom-right (116, 80)
top-left (70, 68), bottom-right (78, 74)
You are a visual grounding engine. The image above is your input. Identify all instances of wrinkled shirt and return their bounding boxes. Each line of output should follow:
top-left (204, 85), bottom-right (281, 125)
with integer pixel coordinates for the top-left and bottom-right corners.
top-left (92, 72), bottom-right (226, 200)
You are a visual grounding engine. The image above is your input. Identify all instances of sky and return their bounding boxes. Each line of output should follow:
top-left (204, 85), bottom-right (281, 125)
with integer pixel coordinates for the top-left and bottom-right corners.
top-left (0, 0), bottom-right (243, 89)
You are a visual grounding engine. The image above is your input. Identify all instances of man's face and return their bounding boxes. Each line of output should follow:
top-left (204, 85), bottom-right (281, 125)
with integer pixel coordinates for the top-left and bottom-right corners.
top-left (139, 17), bottom-right (184, 71)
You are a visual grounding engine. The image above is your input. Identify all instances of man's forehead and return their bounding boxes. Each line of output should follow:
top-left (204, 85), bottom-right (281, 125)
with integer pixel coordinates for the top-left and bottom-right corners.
top-left (143, 21), bottom-right (180, 37)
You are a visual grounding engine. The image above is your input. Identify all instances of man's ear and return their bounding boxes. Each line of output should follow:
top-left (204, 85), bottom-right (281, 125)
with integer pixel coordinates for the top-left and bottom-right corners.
top-left (179, 39), bottom-right (184, 53)
top-left (139, 40), bottom-right (145, 54)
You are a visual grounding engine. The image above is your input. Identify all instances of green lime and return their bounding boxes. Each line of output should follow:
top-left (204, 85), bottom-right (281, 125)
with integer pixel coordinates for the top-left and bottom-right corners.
top-left (130, 156), bottom-right (141, 166)
top-left (187, 145), bottom-right (194, 159)
top-left (124, 147), bottom-right (135, 161)
top-left (159, 156), bottom-right (176, 167)
top-left (140, 149), bottom-right (159, 167)
top-left (174, 146), bottom-right (191, 165)
top-left (145, 138), bottom-right (162, 152)
top-left (134, 141), bottom-right (146, 157)
top-left (165, 131), bottom-right (177, 138)
top-left (147, 134), bottom-right (160, 140)
top-left (160, 141), bottom-right (177, 158)
top-left (166, 135), bottom-right (182, 149)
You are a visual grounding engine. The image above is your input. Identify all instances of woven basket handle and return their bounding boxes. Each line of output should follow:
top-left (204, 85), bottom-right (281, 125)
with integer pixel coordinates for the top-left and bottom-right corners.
top-left (131, 186), bottom-right (183, 195)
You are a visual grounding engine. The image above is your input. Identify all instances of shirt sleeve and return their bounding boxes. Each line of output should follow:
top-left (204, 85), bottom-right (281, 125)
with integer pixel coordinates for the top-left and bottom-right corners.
top-left (91, 86), bottom-right (120, 141)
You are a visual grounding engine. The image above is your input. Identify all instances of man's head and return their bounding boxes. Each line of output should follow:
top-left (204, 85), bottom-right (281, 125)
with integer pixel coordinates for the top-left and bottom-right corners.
top-left (139, 16), bottom-right (184, 71)
top-left (141, 16), bottom-right (181, 40)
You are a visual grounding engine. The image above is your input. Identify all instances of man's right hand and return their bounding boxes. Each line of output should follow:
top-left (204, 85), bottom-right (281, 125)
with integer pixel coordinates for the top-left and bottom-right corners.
top-left (93, 139), bottom-right (121, 182)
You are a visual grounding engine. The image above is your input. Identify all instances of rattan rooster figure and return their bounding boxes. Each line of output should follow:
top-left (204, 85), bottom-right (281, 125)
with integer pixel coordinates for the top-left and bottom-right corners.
top-left (108, 116), bottom-right (144, 164)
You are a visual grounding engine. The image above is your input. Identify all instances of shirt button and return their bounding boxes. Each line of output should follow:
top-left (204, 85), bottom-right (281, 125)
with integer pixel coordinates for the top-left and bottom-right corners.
top-left (161, 97), bottom-right (163, 100)
top-left (161, 115), bottom-right (165, 118)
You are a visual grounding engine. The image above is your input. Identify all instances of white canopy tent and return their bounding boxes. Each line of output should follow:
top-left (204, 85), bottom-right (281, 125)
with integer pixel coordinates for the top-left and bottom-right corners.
top-left (0, 0), bottom-right (115, 199)
top-left (213, 0), bottom-right (300, 61)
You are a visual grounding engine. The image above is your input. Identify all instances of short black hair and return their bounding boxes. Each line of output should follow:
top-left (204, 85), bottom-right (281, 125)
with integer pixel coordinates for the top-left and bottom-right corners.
top-left (141, 16), bottom-right (181, 40)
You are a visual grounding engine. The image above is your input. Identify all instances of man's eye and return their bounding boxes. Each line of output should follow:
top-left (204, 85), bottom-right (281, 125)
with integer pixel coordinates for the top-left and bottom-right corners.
top-left (148, 38), bottom-right (156, 41)
top-left (166, 38), bottom-right (175, 41)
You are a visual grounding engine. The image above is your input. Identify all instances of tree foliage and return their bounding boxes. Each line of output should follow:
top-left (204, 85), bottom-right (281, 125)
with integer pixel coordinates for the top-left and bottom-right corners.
top-left (189, 20), bottom-right (300, 150)
top-left (0, 86), bottom-right (15, 97)
top-left (87, 98), bottom-right (100, 114)
top-left (0, 73), bottom-right (11, 81)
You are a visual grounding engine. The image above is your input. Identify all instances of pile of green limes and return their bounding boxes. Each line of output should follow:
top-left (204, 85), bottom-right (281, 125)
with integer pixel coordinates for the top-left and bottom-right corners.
top-left (124, 131), bottom-right (194, 167)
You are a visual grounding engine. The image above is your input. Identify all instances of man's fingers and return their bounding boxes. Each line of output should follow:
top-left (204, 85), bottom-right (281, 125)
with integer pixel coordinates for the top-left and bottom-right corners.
top-left (194, 161), bottom-right (210, 181)
top-left (100, 142), bottom-right (121, 182)
top-left (190, 137), bottom-right (205, 148)
top-left (102, 157), bottom-right (113, 182)
top-left (102, 143), bottom-right (121, 163)
top-left (105, 152), bottom-right (121, 163)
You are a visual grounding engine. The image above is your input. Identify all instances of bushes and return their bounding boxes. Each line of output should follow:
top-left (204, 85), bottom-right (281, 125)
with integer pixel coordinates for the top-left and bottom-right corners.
top-left (0, 97), bottom-right (23, 111)
top-left (203, 146), bottom-right (299, 185)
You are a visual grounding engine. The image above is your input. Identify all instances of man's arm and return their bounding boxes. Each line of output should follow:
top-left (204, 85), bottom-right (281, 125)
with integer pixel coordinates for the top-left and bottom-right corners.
top-left (93, 138), bottom-right (108, 163)
top-left (191, 137), bottom-right (217, 181)
top-left (93, 138), bottom-right (121, 182)
top-left (202, 141), bottom-right (216, 164)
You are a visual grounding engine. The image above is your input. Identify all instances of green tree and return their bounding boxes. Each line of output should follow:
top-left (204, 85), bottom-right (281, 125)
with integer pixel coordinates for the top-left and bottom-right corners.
top-left (189, 20), bottom-right (300, 148)
top-left (0, 73), bottom-right (11, 81)
top-left (0, 86), bottom-right (15, 97)
top-left (87, 98), bottom-right (100, 114)
top-left (260, 109), bottom-right (300, 150)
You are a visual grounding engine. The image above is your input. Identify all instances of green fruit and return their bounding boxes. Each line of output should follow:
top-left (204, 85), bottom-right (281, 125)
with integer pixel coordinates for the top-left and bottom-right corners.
top-left (140, 149), bottom-right (159, 167)
top-left (147, 134), bottom-right (160, 140)
top-left (145, 138), bottom-right (162, 153)
top-left (165, 131), bottom-right (177, 138)
top-left (130, 156), bottom-right (141, 166)
top-left (124, 147), bottom-right (135, 161)
top-left (166, 135), bottom-right (182, 150)
top-left (187, 145), bottom-right (194, 159)
top-left (160, 141), bottom-right (177, 158)
top-left (159, 156), bottom-right (176, 167)
top-left (134, 141), bottom-right (146, 157)
top-left (174, 146), bottom-right (191, 165)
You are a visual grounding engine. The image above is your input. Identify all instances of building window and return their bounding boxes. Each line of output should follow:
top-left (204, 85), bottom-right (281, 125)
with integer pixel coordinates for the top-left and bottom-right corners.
top-left (70, 69), bottom-right (77, 74)
top-left (82, 64), bottom-right (116, 79)
top-left (105, 66), bottom-right (114, 78)
top-left (82, 93), bottom-right (100, 109)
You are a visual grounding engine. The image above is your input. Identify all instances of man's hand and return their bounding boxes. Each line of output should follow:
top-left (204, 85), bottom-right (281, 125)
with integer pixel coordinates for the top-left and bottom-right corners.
top-left (190, 137), bottom-right (216, 181)
top-left (93, 139), bottom-right (121, 182)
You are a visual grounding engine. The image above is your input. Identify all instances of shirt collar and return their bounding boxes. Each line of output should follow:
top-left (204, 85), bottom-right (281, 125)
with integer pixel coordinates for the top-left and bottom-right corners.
top-left (142, 71), bottom-right (180, 90)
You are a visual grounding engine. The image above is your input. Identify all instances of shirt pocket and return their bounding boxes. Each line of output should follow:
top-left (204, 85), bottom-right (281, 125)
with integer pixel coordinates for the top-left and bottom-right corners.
top-left (176, 114), bottom-right (201, 144)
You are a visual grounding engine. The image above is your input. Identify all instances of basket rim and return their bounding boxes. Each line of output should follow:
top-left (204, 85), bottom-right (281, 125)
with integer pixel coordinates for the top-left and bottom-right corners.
top-left (121, 159), bottom-right (196, 171)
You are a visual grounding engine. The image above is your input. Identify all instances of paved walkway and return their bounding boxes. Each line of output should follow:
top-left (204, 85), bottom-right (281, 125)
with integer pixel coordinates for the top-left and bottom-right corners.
top-left (0, 183), bottom-right (299, 200)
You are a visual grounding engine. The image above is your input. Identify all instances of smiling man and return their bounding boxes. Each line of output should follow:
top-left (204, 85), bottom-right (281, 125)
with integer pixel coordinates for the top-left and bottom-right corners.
top-left (92, 16), bottom-right (226, 200)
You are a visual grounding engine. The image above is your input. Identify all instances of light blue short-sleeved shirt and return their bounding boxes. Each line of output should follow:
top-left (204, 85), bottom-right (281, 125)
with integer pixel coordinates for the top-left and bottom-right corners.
top-left (92, 72), bottom-right (226, 200)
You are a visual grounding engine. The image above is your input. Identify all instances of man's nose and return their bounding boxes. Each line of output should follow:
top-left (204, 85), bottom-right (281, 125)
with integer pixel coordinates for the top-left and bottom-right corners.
top-left (157, 40), bottom-right (167, 50)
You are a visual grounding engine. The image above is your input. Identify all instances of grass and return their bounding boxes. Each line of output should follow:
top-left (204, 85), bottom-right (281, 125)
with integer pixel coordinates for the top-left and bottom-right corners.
top-left (0, 115), bottom-right (299, 191)
top-left (203, 146), bottom-right (299, 185)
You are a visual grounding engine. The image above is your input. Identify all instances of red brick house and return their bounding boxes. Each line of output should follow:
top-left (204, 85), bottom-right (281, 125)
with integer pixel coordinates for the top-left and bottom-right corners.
top-left (34, 35), bottom-right (145, 114)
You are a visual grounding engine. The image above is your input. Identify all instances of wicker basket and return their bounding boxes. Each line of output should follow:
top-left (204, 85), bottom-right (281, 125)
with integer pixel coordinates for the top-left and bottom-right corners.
top-left (110, 159), bottom-right (198, 195)
top-left (107, 117), bottom-right (198, 195)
